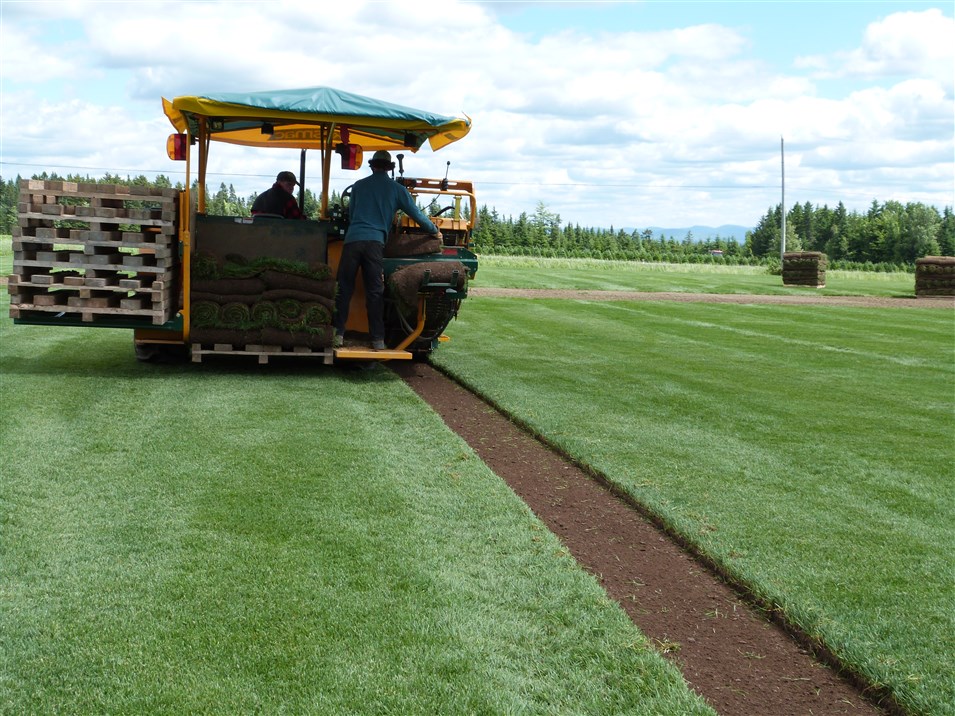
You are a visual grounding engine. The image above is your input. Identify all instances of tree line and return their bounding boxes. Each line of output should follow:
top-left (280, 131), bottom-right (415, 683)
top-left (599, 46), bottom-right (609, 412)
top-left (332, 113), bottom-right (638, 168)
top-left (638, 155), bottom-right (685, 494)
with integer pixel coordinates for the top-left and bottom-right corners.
top-left (0, 172), bottom-right (418, 229)
top-left (470, 200), bottom-right (955, 271)
top-left (3, 172), bottom-right (952, 271)
top-left (0, 172), bottom-right (315, 229)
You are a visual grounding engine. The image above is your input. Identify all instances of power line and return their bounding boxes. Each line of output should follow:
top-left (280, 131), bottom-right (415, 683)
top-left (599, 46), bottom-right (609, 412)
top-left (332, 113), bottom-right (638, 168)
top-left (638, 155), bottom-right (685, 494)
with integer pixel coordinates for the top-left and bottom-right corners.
top-left (0, 160), bottom-right (266, 181)
top-left (0, 161), bottom-right (781, 192)
top-left (477, 181), bottom-right (778, 190)
top-left (0, 160), bottom-right (939, 202)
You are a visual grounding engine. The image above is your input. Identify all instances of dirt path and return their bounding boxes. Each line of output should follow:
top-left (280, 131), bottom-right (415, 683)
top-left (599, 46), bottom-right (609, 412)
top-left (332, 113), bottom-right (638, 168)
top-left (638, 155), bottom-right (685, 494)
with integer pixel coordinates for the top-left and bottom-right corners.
top-left (470, 287), bottom-right (955, 309)
top-left (393, 361), bottom-right (895, 716)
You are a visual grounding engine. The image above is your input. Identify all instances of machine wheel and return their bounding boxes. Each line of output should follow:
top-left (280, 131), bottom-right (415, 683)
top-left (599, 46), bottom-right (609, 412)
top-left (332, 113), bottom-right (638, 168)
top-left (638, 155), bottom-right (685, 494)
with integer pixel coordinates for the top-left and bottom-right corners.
top-left (135, 342), bottom-right (186, 363)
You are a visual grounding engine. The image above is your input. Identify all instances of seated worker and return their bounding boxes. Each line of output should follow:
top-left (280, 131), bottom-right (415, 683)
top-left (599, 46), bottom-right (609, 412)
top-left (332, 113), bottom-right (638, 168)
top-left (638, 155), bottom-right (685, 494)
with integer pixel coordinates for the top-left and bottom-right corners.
top-left (251, 171), bottom-right (305, 219)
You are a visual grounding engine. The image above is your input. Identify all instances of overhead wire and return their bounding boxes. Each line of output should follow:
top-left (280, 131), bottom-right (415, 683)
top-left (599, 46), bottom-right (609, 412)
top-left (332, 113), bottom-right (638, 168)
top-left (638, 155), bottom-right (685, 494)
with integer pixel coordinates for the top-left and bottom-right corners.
top-left (0, 160), bottom-right (917, 201)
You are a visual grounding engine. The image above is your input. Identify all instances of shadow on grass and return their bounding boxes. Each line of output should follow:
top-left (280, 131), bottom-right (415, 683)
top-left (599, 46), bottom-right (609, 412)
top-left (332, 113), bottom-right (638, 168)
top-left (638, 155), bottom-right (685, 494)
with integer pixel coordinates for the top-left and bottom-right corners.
top-left (0, 326), bottom-right (400, 384)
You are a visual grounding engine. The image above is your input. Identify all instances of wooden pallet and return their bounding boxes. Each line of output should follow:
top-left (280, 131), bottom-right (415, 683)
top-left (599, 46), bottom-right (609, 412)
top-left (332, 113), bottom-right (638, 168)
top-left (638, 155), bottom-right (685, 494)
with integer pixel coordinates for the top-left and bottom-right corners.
top-left (10, 304), bottom-right (173, 325)
top-left (190, 343), bottom-right (335, 365)
top-left (9, 180), bottom-right (179, 325)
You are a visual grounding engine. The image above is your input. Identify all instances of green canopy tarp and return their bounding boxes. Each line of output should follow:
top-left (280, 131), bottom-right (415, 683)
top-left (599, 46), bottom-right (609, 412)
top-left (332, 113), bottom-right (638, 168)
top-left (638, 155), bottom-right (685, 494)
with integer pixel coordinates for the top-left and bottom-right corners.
top-left (163, 86), bottom-right (471, 152)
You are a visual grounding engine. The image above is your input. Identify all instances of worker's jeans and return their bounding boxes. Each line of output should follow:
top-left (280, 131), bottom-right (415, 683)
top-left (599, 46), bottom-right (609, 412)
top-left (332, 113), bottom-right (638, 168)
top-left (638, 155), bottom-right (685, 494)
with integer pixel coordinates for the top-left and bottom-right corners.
top-left (334, 240), bottom-right (385, 341)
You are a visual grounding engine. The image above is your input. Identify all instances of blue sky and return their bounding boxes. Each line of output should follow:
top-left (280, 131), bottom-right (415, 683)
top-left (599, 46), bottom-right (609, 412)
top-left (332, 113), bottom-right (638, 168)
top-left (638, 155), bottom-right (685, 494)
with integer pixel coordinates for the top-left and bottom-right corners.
top-left (1, 0), bottom-right (952, 229)
top-left (496, 1), bottom-right (938, 49)
top-left (491, 1), bottom-right (949, 101)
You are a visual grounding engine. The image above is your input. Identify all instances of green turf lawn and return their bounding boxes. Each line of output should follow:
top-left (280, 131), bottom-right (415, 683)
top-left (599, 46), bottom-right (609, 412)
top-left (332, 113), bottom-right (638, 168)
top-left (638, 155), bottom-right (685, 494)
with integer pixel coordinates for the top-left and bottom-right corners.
top-left (0, 296), bottom-right (713, 715)
top-left (433, 292), bottom-right (954, 716)
top-left (476, 255), bottom-right (918, 297)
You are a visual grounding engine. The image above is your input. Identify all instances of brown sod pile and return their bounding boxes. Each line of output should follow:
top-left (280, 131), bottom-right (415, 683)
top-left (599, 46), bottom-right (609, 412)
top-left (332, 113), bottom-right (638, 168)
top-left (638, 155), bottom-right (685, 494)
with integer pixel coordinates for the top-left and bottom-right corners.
top-left (384, 231), bottom-right (442, 258)
top-left (914, 255), bottom-right (955, 297)
top-left (192, 277), bottom-right (267, 296)
top-left (783, 251), bottom-right (827, 287)
top-left (190, 254), bottom-right (336, 349)
top-left (387, 260), bottom-right (468, 315)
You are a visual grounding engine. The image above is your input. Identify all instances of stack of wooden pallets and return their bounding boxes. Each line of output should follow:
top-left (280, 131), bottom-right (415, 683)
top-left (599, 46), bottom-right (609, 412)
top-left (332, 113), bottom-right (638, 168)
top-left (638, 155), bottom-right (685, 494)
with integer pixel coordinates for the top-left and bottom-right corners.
top-left (8, 180), bottom-right (179, 325)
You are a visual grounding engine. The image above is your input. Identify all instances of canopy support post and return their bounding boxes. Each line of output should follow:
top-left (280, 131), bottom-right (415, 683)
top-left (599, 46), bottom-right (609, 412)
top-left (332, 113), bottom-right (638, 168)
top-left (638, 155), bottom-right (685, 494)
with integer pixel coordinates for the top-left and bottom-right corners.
top-left (299, 149), bottom-right (307, 214)
top-left (320, 123), bottom-right (334, 219)
top-left (197, 117), bottom-right (209, 214)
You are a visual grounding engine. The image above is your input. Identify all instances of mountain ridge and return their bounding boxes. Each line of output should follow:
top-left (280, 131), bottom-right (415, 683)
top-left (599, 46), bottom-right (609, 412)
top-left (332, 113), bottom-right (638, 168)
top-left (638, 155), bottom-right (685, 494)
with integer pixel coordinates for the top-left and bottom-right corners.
top-left (623, 225), bottom-right (751, 242)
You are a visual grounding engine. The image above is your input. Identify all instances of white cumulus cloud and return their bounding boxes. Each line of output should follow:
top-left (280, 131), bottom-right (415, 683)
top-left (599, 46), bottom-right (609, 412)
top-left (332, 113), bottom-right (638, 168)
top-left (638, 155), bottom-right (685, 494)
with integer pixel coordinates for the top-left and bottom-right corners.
top-left (1, 0), bottom-right (951, 228)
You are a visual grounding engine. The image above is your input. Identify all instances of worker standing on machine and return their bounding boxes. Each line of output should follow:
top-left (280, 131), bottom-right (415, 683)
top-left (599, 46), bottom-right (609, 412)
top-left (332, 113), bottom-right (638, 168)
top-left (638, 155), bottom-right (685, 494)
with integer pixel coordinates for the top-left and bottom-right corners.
top-left (334, 150), bottom-right (442, 350)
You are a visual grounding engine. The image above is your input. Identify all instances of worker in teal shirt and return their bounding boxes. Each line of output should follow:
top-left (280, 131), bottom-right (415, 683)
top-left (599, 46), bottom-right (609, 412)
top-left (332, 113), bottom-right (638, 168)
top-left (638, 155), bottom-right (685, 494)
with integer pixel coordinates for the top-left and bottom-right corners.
top-left (334, 150), bottom-right (442, 349)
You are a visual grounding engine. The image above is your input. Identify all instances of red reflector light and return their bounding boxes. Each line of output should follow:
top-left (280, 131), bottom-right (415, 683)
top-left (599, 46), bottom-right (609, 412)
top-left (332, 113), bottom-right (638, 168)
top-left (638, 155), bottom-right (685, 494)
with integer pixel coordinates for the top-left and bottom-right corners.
top-left (166, 133), bottom-right (188, 161)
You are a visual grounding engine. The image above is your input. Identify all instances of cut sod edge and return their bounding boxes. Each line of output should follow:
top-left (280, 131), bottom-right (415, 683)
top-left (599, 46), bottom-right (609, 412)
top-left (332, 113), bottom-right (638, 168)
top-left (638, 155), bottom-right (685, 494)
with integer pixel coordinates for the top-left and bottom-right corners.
top-left (431, 362), bottom-right (909, 716)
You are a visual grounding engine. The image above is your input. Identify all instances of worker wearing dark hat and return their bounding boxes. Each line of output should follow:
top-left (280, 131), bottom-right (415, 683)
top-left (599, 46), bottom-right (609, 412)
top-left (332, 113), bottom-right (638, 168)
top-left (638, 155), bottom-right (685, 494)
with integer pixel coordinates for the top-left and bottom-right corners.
top-left (334, 150), bottom-right (442, 350)
top-left (251, 171), bottom-right (305, 219)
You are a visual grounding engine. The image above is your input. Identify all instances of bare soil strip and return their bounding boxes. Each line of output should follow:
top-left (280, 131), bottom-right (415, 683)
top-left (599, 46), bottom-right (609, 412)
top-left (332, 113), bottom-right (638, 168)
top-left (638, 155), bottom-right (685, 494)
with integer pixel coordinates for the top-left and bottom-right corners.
top-left (393, 361), bottom-right (893, 716)
top-left (470, 286), bottom-right (955, 309)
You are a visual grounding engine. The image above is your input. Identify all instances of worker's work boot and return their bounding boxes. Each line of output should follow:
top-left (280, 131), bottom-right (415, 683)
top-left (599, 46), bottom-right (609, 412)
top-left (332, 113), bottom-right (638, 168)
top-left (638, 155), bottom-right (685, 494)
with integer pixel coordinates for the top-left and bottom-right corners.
top-left (371, 340), bottom-right (386, 350)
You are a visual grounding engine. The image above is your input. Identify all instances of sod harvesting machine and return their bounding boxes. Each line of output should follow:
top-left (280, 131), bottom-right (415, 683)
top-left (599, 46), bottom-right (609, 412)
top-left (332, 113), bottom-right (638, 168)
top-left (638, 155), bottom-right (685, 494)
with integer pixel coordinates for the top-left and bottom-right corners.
top-left (8, 87), bottom-right (478, 363)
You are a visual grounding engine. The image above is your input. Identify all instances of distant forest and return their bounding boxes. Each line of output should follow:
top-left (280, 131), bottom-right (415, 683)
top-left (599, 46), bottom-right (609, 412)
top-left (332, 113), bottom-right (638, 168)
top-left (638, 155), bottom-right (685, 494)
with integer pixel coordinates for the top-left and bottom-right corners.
top-left (469, 201), bottom-right (955, 271)
top-left (3, 172), bottom-right (953, 272)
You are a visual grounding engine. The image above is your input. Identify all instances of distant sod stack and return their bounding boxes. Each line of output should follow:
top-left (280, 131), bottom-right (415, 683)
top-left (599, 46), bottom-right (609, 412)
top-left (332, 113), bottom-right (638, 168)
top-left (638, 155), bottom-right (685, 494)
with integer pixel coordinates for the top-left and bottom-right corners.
top-left (782, 252), bottom-right (826, 288)
top-left (914, 256), bottom-right (955, 297)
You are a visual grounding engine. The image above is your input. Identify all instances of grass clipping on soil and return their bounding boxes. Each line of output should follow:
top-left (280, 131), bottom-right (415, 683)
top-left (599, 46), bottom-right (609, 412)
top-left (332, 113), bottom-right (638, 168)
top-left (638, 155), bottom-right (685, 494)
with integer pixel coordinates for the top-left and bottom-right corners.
top-left (190, 254), bottom-right (335, 348)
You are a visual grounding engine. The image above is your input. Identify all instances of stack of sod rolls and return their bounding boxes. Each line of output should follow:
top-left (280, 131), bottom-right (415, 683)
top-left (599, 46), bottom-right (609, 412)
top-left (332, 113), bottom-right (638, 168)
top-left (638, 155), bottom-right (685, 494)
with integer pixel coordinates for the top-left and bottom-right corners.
top-left (384, 231), bottom-right (442, 258)
top-left (782, 251), bottom-right (827, 287)
top-left (387, 261), bottom-right (468, 317)
top-left (190, 254), bottom-right (336, 349)
top-left (915, 256), bottom-right (955, 297)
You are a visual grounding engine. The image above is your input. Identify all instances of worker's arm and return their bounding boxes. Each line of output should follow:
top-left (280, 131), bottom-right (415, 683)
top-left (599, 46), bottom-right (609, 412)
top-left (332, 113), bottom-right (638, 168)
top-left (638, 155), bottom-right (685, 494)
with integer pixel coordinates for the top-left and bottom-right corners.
top-left (395, 185), bottom-right (441, 236)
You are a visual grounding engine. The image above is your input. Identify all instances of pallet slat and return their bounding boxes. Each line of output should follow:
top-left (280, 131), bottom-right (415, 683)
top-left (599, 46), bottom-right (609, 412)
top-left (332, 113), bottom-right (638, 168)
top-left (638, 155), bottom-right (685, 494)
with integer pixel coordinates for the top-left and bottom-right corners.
top-left (12, 304), bottom-right (172, 325)
top-left (190, 343), bottom-right (334, 365)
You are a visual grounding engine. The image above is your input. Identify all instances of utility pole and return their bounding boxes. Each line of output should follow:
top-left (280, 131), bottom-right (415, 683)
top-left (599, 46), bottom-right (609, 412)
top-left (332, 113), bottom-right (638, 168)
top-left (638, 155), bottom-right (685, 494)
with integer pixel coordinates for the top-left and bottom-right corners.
top-left (780, 136), bottom-right (786, 260)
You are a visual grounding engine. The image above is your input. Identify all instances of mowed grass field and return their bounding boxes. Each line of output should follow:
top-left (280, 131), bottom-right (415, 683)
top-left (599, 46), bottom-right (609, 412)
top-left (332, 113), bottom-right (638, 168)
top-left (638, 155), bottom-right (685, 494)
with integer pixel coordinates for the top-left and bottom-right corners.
top-left (434, 259), bottom-right (955, 715)
top-left (2, 237), bottom-right (952, 713)
top-left (477, 255), bottom-right (917, 296)
top-left (0, 292), bottom-right (714, 714)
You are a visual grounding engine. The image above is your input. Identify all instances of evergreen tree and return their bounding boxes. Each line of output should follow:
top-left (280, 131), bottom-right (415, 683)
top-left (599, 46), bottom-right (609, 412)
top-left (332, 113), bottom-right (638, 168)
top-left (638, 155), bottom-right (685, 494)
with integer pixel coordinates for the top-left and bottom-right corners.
top-left (800, 201), bottom-right (816, 250)
top-left (513, 212), bottom-right (531, 248)
top-left (939, 207), bottom-right (955, 256)
top-left (897, 202), bottom-right (941, 262)
top-left (471, 205), bottom-right (496, 251)
top-left (0, 175), bottom-right (20, 235)
top-left (824, 202), bottom-right (849, 260)
top-left (747, 205), bottom-right (780, 257)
